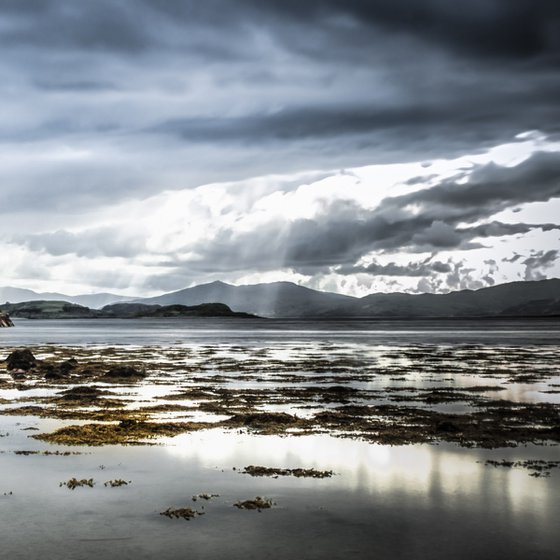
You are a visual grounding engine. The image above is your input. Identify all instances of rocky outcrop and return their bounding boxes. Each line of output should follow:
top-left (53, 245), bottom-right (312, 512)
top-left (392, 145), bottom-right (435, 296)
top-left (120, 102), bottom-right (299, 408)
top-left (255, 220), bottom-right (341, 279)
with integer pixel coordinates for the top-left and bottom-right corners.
top-left (103, 365), bottom-right (147, 380)
top-left (0, 312), bottom-right (14, 327)
top-left (6, 348), bottom-right (36, 370)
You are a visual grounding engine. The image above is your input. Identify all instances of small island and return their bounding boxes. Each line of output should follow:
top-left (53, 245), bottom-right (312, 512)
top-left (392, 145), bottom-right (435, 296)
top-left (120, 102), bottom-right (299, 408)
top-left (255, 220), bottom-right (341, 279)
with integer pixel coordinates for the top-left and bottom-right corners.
top-left (0, 300), bottom-right (258, 321)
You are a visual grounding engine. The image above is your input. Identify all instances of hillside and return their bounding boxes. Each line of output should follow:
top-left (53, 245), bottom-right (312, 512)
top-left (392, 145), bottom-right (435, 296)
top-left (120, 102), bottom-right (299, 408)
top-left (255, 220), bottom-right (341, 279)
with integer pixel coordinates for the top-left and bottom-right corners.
top-left (2, 279), bottom-right (559, 320)
top-left (500, 298), bottom-right (560, 317)
top-left (0, 287), bottom-right (133, 309)
top-left (1, 300), bottom-right (257, 320)
top-left (327, 279), bottom-right (560, 318)
top-left (134, 278), bottom-right (560, 318)
top-left (101, 302), bottom-right (256, 319)
top-left (1, 301), bottom-right (99, 319)
top-left (136, 280), bottom-right (356, 318)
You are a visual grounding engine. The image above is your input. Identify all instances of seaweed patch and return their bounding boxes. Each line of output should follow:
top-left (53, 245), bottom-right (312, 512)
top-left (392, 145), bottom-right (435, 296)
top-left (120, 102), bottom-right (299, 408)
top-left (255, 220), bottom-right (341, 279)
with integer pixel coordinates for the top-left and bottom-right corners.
top-left (241, 465), bottom-right (333, 478)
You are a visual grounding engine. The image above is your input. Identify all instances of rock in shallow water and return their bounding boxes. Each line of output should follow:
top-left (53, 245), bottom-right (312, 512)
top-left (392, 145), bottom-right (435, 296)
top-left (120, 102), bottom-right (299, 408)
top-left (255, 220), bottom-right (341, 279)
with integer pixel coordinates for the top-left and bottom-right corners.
top-left (6, 348), bottom-right (36, 371)
top-left (104, 365), bottom-right (146, 379)
top-left (0, 312), bottom-right (13, 327)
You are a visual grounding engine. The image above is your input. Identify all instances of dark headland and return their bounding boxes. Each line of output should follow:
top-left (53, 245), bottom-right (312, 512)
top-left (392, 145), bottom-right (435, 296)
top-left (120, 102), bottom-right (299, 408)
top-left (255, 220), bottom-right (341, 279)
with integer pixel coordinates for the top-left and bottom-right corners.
top-left (0, 301), bottom-right (256, 321)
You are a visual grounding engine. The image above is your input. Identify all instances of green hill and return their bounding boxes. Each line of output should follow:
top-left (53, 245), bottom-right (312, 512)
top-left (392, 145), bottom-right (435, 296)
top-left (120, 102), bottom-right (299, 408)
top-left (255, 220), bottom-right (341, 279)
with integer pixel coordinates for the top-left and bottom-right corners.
top-left (1, 300), bottom-right (257, 320)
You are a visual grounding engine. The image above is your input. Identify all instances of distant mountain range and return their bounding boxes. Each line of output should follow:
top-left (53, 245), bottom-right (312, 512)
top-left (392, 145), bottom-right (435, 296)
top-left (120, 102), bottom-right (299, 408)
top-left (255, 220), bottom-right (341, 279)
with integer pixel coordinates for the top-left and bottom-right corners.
top-left (1, 279), bottom-right (559, 319)
top-left (136, 280), bottom-right (356, 318)
top-left (131, 278), bottom-right (560, 318)
top-left (0, 287), bottom-right (134, 309)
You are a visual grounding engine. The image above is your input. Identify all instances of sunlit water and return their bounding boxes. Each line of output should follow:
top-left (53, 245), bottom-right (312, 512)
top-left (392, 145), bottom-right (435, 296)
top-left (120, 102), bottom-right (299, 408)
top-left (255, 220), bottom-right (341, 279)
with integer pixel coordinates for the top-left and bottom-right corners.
top-left (1, 318), bottom-right (559, 559)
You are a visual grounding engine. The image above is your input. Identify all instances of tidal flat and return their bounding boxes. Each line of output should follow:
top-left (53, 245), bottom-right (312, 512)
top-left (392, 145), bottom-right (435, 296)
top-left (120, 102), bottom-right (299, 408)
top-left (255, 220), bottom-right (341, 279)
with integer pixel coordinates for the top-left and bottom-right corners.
top-left (1, 318), bottom-right (559, 559)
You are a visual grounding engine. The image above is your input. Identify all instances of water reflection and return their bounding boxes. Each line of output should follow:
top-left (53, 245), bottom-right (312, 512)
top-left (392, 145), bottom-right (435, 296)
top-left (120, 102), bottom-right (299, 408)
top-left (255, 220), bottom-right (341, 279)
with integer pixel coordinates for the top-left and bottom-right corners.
top-left (165, 430), bottom-right (559, 527)
top-left (1, 321), bottom-right (560, 559)
top-left (1, 421), bottom-right (559, 560)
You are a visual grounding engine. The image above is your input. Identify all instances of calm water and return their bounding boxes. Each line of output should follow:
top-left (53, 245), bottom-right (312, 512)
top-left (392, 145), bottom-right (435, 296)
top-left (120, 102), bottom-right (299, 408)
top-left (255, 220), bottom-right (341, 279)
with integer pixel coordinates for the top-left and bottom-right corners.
top-left (1, 318), bottom-right (559, 560)
top-left (2, 317), bottom-right (560, 345)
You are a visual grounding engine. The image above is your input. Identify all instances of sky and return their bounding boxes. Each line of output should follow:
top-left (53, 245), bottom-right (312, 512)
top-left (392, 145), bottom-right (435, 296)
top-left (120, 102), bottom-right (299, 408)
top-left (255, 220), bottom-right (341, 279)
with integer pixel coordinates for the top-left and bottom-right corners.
top-left (1, 0), bottom-right (559, 297)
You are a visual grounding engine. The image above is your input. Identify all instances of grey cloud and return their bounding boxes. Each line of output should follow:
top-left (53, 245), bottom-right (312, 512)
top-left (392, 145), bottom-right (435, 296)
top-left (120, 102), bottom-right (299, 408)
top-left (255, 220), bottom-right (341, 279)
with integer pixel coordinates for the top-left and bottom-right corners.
top-left (4, 2), bottom-right (559, 61)
top-left (32, 79), bottom-right (120, 92)
top-left (242, 0), bottom-right (560, 60)
top-left (396, 151), bottom-right (560, 221)
top-left (522, 249), bottom-right (559, 280)
top-left (15, 228), bottom-right (146, 259)
top-left (335, 258), bottom-right (452, 277)
top-left (0, 1), bottom-right (258, 58)
top-left (504, 254), bottom-right (523, 263)
top-left (0, 1), bottom-right (558, 218)
top-left (152, 105), bottom-right (467, 144)
top-left (1, 1), bottom-right (559, 298)
top-left (0, 2), bottom-right (151, 53)
top-left (483, 259), bottom-right (499, 284)
top-left (410, 221), bottom-right (464, 250)
top-left (410, 258), bottom-right (495, 293)
top-left (457, 221), bottom-right (560, 239)
top-left (444, 262), bottom-right (486, 292)
top-left (184, 152), bottom-right (560, 274)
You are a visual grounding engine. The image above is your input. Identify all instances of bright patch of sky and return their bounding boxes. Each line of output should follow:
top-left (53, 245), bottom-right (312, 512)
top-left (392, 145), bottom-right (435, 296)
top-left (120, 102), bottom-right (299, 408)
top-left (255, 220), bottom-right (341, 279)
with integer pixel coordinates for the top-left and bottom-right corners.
top-left (2, 132), bottom-right (559, 297)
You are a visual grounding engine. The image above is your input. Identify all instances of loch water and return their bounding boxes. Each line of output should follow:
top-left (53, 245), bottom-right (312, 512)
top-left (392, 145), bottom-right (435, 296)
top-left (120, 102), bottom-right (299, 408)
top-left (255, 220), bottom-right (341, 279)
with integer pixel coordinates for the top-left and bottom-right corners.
top-left (1, 318), bottom-right (559, 560)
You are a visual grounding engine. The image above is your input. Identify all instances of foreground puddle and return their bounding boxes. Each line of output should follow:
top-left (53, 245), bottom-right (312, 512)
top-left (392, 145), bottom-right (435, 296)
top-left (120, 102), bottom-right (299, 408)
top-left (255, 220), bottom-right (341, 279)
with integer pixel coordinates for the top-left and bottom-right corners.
top-left (0, 429), bottom-right (559, 560)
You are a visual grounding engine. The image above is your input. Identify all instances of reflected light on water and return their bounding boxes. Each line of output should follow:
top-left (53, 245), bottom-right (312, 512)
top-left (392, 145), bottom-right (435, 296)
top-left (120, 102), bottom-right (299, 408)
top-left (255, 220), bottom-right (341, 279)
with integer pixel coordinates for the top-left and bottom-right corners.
top-left (163, 430), bottom-right (558, 527)
top-left (165, 431), bottom-right (445, 494)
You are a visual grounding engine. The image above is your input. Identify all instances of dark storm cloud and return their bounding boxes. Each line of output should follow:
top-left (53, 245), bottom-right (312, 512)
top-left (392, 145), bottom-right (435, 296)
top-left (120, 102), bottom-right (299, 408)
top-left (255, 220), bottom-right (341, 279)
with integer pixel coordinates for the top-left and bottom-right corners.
top-left (5, 1), bottom-right (558, 59)
top-left (457, 221), bottom-right (560, 239)
top-left (397, 151), bottom-right (560, 216)
top-left (190, 151), bottom-right (560, 272)
top-left (335, 258), bottom-right (452, 277)
top-left (152, 98), bottom-right (554, 147)
top-left (243, 0), bottom-right (560, 60)
top-left (0, 1), bottom-right (150, 52)
top-left (0, 0), bottom-right (559, 217)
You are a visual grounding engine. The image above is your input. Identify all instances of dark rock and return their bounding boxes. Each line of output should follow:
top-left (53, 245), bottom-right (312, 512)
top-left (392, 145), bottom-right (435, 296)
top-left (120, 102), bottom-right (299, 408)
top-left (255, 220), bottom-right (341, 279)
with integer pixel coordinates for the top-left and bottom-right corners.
top-left (0, 312), bottom-right (14, 327)
top-left (118, 419), bottom-right (138, 430)
top-left (41, 363), bottom-right (63, 380)
top-left (6, 349), bottom-right (36, 371)
top-left (436, 420), bottom-right (460, 433)
top-left (59, 358), bottom-right (78, 375)
top-left (43, 358), bottom-right (78, 380)
top-left (59, 386), bottom-right (105, 401)
top-left (325, 385), bottom-right (357, 393)
top-left (104, 365), bottom-right (146, 379)
top-left (45, 369), bottom-right (70, 381)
